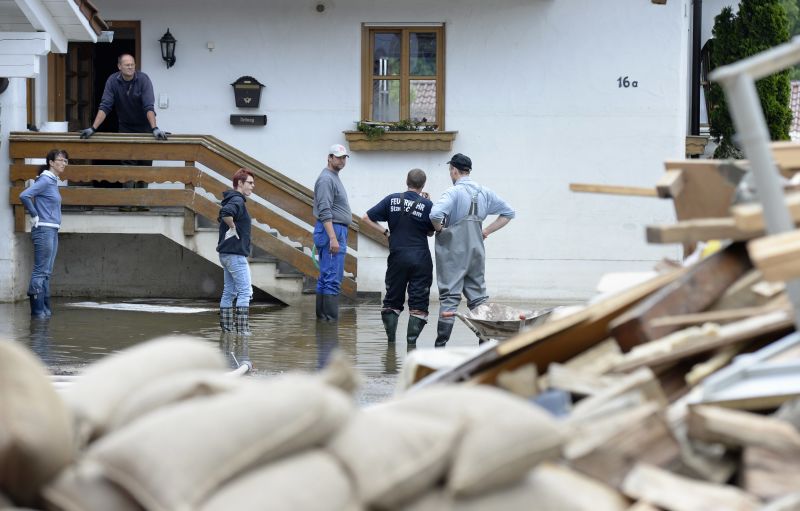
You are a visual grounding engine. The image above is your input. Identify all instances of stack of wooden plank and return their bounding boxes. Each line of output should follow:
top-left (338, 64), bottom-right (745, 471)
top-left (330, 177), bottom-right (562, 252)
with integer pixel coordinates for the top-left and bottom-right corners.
top-left (411, 145), bottom-right (800, 509)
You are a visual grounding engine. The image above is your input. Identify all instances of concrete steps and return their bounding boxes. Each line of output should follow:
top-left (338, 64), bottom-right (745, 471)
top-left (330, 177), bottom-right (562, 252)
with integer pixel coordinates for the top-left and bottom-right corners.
top-left (59, 211), bottom-right (310, 305)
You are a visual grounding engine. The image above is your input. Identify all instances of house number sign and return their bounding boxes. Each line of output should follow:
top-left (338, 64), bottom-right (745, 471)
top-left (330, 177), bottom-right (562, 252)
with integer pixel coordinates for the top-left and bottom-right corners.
top-left (617, 76), bottom-right (639, 88)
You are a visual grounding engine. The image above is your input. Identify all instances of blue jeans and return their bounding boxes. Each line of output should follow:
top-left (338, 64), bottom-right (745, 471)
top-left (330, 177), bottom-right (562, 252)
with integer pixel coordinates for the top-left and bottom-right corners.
top-left (28, 226), bottom-right (58, 296)
top-left (219, 253), bottom-right (252, 308)
top-left (314, 221), bottom-right (348, 295)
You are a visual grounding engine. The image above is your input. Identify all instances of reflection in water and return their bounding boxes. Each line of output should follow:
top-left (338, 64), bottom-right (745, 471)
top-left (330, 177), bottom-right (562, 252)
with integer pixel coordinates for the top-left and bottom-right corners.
top-left (220, 333), bottom-right (250, 369)
top-left (29, 318), bottom-right (52, 364)
top-left (315, 319), bottom-right (339, 370)
top-left (0, 298), bottom-right (484, 404)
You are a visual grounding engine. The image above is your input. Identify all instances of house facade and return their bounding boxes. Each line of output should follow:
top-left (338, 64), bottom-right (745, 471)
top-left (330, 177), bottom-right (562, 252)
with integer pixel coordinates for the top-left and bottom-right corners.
top-left (2, 0), bottom-right (705, 303)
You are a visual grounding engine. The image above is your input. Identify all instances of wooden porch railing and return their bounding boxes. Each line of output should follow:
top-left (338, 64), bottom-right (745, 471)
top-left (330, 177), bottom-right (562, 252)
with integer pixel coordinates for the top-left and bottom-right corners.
top-left (8, 132), bottom-right (389, 300)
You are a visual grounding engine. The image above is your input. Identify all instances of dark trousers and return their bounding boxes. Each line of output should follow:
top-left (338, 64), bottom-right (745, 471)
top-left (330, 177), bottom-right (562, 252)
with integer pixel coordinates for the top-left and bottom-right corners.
top-left (383, 248), bottom-right (433, 313)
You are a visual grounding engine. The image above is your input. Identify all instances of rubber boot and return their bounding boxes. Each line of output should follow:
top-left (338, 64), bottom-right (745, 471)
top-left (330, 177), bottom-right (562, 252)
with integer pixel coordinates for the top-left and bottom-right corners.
top-left (406, 315), bottom-right (427, 345)
top-left (322, 294), bottom-right (339, 321)
top-left (434, 320), bottom-right (454, 348)
top-left (316, 294), bottom-right (325, 320)
top-left (43, 294), bottom-right (52, 317)
top-left (219, 307), bottom-right (234, 332)
top-left (29, 293), bottom-right (47, 318)
top-left (42, 278), bottom-right (52, 316)
top-left (381, 309), bottom-right (399, 343)
top-left (235, 307), bottom-right (251, 335)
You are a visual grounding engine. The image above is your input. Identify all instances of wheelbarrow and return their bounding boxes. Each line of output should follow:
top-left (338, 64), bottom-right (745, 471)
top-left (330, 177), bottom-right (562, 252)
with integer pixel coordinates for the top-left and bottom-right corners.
top-left (441, 303), bottom-right (553, 343)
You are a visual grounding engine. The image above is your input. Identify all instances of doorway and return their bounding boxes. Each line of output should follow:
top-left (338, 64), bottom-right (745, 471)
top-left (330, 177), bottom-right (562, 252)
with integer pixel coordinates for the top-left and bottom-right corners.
top-left (63, 20), bottom-right (141, 132)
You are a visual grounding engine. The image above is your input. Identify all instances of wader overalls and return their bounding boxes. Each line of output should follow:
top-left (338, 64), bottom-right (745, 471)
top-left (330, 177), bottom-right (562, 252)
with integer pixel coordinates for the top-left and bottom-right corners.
top-left (434, 184), bottom-right (488, 347)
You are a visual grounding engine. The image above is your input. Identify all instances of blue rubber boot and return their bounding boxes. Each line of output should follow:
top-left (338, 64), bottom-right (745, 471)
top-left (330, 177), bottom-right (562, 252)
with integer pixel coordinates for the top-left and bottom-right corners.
top-left (29, 293), bottom-right (47, 318)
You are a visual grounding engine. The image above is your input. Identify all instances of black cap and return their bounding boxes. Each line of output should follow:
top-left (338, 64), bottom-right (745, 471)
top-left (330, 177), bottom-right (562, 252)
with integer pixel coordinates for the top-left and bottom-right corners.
top-left (447, 153), bottom-right (472, 172)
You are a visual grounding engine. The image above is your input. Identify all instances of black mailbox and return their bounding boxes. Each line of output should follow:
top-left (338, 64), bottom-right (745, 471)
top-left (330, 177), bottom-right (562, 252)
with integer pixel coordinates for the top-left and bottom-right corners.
top-left (231, 76), bottom-right (265, 108)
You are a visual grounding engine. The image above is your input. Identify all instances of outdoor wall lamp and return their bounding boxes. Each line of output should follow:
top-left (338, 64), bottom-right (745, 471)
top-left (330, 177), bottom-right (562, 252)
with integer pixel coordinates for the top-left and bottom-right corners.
top-left (159, 29), bottom-right (176, 68)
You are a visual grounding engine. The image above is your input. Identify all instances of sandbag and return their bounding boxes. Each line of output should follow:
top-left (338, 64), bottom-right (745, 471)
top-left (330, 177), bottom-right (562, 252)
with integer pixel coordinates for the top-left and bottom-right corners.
top-left (107, 369), bottom-right (245, 432)
top-left (42, 461), bottom-right (143, 511)
top-left (0, 340), bottom-right (75, 506)
top-left (62, 336), bottom-right (228, 444)
top-left (381, 385), bottom-right (565, 497)
top-left (88, 375), bottom-right (353, 511)
top-left (328, 407), bottom-right (461, 509)
top-left (200, 450), bottom-right (357, 511)
top-left (402, 462), bottom-right (628, 511)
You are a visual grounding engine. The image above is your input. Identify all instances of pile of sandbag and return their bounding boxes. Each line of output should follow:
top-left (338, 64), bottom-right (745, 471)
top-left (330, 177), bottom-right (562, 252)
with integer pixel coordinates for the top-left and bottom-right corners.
top-left (0, 336), bottom-right (585, 511)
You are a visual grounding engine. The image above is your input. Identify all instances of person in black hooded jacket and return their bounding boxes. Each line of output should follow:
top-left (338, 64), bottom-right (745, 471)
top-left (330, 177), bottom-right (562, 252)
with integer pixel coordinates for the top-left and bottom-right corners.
top-left (216, 168), bottom-right (255, 334)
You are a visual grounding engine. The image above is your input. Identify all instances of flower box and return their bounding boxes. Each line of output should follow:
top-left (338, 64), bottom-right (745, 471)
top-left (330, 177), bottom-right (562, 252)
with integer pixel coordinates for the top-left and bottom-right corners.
top-left (343, 130), bottom-right (457, 152)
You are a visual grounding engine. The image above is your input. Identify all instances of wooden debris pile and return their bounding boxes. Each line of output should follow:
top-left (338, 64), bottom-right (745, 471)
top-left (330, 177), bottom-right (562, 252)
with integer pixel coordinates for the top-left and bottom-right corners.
top-left (404, 146), bottom-right (800, 509)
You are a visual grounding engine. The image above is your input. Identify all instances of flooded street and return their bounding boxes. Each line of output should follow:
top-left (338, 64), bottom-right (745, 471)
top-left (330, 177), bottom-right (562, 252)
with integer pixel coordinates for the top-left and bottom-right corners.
top-left (0, 298), bottom-right (498, 404)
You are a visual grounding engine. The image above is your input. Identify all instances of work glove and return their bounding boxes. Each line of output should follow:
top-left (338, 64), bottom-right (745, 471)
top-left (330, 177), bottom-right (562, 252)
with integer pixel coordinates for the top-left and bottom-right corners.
top-left (224, 226), bottom-right (239, 241)
top-left (152, 127), bottom-right (168, 140)
top-left (31, 216), bottom-right (39, 229)
top-left (80, 127), bottom-right (96, 139)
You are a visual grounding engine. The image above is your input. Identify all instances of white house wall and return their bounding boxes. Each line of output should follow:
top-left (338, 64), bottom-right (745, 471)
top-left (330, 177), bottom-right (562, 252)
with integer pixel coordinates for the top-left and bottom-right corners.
top-left (56, 0), bottom-right (688, 302)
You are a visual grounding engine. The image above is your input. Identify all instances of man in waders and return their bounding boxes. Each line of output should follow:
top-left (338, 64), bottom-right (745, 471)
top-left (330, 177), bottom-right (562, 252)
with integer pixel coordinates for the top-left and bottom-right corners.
top-left (430, 153), bottom-right (515, 347)
top-left (361, 169), bottom-right (435, 347)
top-left (313, 144), bottom-right (351, 321)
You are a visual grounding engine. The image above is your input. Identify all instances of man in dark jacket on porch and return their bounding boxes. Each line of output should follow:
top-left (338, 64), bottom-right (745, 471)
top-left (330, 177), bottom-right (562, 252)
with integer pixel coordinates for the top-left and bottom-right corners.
top-left (80, 54), bottom-right (167, 201)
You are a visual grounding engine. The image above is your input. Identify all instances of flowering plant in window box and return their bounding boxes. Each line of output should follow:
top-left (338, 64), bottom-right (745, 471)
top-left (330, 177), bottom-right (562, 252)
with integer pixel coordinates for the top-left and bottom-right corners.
top-left (344, 120), bottom-right (456, 151)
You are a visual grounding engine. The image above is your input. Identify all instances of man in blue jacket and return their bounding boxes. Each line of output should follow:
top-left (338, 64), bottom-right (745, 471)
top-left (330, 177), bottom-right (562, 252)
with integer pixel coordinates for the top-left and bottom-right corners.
top-left (216, 168), bottom-right (255, 334)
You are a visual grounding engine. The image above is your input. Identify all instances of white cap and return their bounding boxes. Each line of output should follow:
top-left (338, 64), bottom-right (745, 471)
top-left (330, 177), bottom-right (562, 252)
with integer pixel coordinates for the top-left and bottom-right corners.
top-left (329, 144), bottom-right (349, 157)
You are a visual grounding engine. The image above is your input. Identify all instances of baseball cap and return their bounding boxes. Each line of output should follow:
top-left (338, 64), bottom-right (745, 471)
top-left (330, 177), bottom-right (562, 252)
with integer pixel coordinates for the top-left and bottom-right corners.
top-left (447, 153), bottom-right (472, 172)
top-left (329, 144), bottom-right (349, 158)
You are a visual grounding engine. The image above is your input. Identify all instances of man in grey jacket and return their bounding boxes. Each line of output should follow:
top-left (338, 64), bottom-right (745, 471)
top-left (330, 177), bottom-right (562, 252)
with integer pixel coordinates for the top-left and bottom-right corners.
top-left (312, 144), bottom-right (351, 321)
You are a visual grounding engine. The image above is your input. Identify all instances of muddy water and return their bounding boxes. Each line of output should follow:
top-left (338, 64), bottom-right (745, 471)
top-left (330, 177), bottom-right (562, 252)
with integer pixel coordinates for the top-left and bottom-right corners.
top-left (0, 298), bottom-right (493, 404)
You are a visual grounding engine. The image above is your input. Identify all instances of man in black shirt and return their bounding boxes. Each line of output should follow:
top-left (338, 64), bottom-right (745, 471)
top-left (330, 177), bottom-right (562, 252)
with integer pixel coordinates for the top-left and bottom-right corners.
top-left (362, 169), bottom-right (434, 346)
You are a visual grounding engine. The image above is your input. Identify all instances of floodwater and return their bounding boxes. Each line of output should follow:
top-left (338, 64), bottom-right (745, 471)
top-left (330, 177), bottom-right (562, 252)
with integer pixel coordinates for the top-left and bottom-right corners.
top-left (0, 298), bottom-right (497, 404)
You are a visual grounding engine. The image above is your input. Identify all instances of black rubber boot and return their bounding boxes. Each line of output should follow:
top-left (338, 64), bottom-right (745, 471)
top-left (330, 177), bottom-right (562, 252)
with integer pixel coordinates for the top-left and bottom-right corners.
top-left (434, 320), bottom-right (454, 348)
top-left (322, 294), bottom-right (339, 321)
top-left (235, 306), bottom-right (251, 335)
top-left (381, 309), bottom-right (399, 343)
top-left (43, 294), bottom-right (52, 317)
top-left (406, 315), bottom-right (427, 345)
top-left (29, 293), bottom-right (47, 318)
top-left (316, 294), bottom-right (325, 320)
top-left (219, 307), bottom-right (234, 332)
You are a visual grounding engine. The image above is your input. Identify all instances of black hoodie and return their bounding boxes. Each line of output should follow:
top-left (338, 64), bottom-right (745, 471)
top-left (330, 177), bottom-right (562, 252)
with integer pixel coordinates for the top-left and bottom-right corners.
top-left (216, 190), bottom-right (251, 256)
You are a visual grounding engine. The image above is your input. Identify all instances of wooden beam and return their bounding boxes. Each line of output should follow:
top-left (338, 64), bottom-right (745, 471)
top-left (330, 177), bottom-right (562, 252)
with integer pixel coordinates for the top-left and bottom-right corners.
top-left (569, 183), bottom-right (657, 197)
top-left (646, 218), bottom-right (760, 244)
top-left (687, 405), bottom-right (800, 453)
top-left (748, 229), bottom-right (800, 282)
top-left (610, 310), bottom-right (792, 373)
top-left (732, 193), bottom-right (800, 232)
top-left (610, 242), bottom-right (753, 352)
top-left (656, 169), bottom-right (685, 199)
top-left (622, 463), bottom-right (761, 511)
top-left (648, 295), bottom-right (789, 328)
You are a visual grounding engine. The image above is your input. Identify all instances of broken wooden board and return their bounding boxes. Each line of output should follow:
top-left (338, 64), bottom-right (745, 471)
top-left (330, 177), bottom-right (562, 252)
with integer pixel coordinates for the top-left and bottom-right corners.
top-left (567, 404), bottom-right (682, 490)
top-left (656, 169), bottom-right (686, 199)
top-left (611, 310), bottom-right (792, 373)
top-left (687, 405), bottom-right (800, 453)
top-left (741, 446), bottom-right (800, 501)
top-left (660, 160), bottom-right (741, 221)
top-left (569, 183), bottom-right (658, 197)
top-left (732, 192), bottom-right (800, 232)
top-left (748, 229), bottom-right (800, 282)
top-left (649, 294), bottom-right (789, 328)
top-left (646, 218), bottom-right (761, 245)
top-left (610, 242), bottom-right (753, 352)
top-left (622, 463), bottom-right (761, 511)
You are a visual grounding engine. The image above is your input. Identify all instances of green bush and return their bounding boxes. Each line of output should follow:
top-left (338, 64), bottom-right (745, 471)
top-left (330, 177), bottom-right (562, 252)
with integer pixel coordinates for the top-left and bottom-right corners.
top-left (708, 0), bottom-right (792, 158)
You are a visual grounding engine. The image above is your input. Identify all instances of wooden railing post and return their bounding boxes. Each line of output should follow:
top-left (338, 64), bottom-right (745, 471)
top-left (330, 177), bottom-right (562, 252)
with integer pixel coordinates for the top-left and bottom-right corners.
top-left (12, 158), bottom-right (26, 232)
top-left (183, 161), bottom-right (196, 236)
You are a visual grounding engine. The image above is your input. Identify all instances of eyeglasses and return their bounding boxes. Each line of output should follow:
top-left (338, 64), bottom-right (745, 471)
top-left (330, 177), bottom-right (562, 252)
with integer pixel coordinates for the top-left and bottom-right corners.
top-left (55, 158), bottom-right (68, 164)
top-left (244, 180), bottom-right (255, 185)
